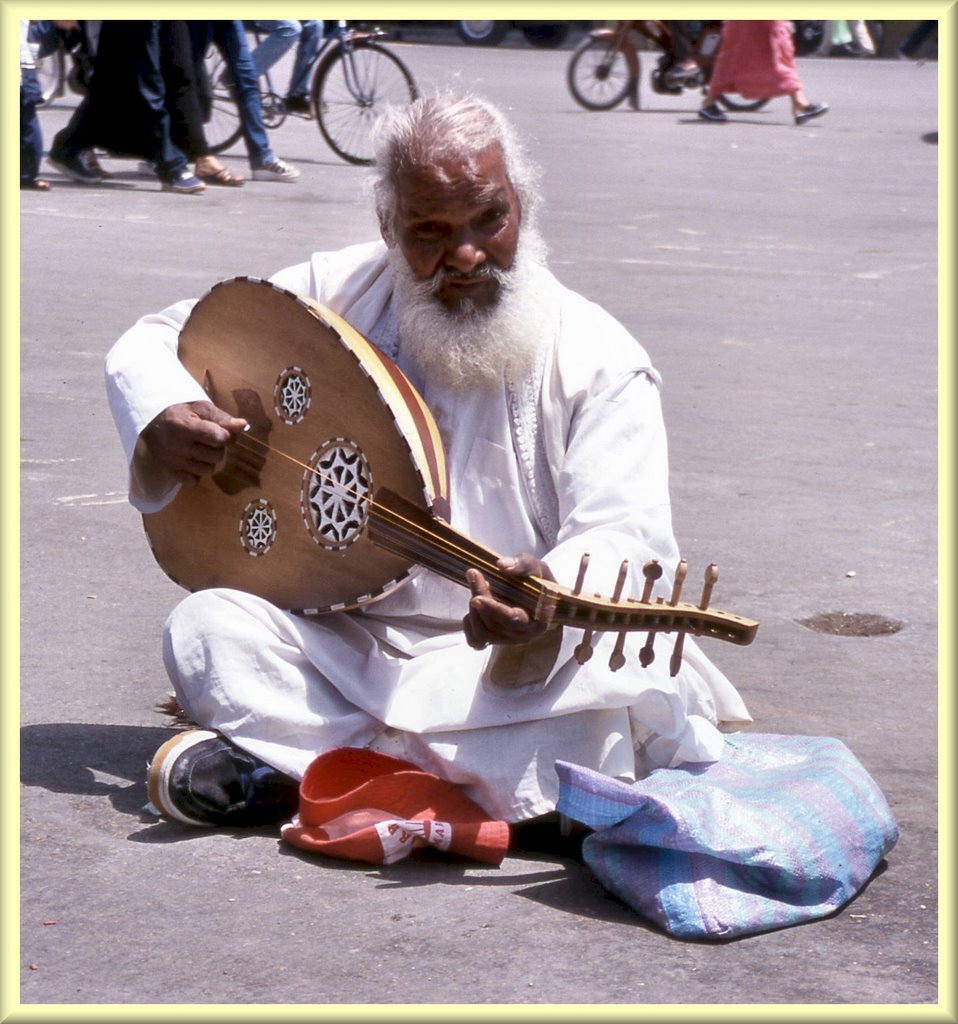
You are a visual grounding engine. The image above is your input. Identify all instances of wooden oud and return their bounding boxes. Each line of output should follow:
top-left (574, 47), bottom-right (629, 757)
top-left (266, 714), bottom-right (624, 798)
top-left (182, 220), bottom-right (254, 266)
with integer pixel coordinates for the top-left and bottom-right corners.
top-left (143, 277), bottom-right (758, 673)
top-left (143, 277), bottom-right (449, 613)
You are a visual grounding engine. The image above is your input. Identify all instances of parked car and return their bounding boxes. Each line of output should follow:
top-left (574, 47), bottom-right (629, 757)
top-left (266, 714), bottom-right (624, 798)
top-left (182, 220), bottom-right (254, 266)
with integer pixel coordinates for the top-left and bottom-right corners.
top-left (456, 21), bottom-right (571, 48)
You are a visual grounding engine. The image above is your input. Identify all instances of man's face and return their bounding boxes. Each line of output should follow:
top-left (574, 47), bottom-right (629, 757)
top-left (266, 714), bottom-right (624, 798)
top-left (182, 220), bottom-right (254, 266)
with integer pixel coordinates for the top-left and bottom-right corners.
top-left (390, 144), bottom-right (522, 313)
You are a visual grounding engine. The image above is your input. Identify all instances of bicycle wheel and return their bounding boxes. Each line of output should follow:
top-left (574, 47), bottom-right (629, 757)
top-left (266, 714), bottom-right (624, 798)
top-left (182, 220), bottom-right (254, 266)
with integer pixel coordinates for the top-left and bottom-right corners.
top-left (717, 94), bottom-right (770, 112)
top-left (201, 44), bottom-right (244, 155)
top-left (567, 37), bottom-right (632, 111)
top-left (311, 40), bottom-right (418, 166)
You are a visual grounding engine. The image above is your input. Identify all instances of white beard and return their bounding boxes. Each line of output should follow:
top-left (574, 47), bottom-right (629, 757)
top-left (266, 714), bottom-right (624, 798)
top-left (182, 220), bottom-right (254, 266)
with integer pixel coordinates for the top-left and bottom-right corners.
top-left (389, 228), bottom-right (549, 393)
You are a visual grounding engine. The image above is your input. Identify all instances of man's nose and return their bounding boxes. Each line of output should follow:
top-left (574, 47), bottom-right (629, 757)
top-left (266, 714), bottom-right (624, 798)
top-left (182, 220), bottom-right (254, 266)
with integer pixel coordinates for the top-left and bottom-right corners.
top-left (443, 230), bottom-right (486, 274)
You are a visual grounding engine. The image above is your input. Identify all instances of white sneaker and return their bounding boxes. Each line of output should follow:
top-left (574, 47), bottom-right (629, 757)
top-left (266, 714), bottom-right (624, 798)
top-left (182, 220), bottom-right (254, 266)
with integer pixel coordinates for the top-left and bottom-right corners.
top-left (252, 159), bottom-right (300, 182)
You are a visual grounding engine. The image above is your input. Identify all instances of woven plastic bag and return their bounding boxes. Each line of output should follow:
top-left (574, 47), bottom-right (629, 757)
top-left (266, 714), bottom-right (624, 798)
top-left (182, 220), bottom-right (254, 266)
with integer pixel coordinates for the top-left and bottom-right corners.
top-left (556, 733), bottom-right (898, 939)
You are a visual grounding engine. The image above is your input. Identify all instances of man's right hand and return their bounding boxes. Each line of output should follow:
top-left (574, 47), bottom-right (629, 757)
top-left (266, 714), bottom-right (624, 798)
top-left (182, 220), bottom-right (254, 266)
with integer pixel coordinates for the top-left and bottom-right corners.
top-left (141, 401), bottom-right (248, 485)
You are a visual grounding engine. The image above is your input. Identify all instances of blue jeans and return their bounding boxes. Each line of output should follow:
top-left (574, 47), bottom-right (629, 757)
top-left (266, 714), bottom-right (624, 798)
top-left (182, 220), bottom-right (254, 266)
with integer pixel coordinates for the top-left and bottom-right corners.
top-left (289, 21), bottom-right (323, 97)
top-left (20, 67), bottom-right (43, 181)
top-left (251, 21), bottom-right (298, 76)
top-left (191, 20), bottom-right (276, 169)
top-left (252, 20), bottom-right (323, 99)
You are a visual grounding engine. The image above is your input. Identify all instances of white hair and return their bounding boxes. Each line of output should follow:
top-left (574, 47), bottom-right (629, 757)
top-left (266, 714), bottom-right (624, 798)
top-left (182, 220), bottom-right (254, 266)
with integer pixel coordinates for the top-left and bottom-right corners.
top-left (368, 91), bottom-right (543, 241)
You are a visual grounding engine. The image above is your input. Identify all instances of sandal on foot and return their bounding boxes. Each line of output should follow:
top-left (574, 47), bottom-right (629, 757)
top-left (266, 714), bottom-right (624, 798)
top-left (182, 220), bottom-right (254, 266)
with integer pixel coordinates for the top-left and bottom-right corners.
top-left (21, 178), bottom-right (51, 191)
top-left (196, 165), bottom-right (244, 187)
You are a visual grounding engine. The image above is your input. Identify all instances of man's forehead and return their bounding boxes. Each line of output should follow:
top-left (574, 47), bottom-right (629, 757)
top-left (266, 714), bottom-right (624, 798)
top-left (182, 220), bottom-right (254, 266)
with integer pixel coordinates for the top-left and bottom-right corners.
top-left (396, 145), bottom-right (512, 210)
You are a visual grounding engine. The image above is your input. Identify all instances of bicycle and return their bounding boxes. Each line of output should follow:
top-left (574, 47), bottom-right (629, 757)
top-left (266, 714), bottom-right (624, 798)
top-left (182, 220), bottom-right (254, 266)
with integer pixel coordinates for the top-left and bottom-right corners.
top-left (567, 21), bottom-right (770, 114)
top-left (202, 20), bottom-right (418, 166)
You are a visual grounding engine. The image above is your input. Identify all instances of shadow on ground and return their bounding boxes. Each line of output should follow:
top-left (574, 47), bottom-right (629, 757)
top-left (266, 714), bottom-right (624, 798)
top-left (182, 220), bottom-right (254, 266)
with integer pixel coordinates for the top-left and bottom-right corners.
top-left (21, 722), bottom-right (177, 817)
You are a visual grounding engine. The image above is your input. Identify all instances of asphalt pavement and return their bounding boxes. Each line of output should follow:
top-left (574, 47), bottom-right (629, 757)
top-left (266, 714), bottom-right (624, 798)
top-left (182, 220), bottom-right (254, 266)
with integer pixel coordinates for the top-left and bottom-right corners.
top-left (14, 33), bottom-right (941, 1013)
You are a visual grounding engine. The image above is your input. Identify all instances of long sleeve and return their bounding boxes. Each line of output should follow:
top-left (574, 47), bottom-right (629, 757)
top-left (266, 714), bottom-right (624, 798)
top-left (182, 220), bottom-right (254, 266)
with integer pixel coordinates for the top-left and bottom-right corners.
top-left (104, 298), bottom-right (205, 511)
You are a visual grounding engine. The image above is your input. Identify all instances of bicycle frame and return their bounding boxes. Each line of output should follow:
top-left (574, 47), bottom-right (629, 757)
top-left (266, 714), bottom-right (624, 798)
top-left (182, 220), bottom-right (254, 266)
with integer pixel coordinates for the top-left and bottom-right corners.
top-left (248, 20), bottom-right (386, 116)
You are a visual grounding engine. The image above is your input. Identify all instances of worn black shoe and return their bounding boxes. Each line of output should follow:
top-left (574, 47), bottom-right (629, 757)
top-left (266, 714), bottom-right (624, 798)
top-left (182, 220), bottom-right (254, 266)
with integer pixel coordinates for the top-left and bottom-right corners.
top-left (48, 147), bottom-right (102, 184)
top-left (285, 94), bottom-right (311, 115)
top-left (146, 730), bottom-right (300, 827)
top-left (698, 103), bottom-right (728, 123)
top-left (795, 102), bottom-right (830, 126)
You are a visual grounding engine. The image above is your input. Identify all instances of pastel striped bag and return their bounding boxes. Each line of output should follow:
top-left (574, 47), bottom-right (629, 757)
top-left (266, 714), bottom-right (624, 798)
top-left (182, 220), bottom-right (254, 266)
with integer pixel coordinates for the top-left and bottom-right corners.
top-left (555, 733), bottom-right (899, 939)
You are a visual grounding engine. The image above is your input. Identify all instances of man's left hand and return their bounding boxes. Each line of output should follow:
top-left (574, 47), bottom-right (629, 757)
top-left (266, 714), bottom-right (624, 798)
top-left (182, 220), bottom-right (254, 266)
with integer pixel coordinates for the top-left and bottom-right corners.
top-left (463, 554), bottom-right (555, 649)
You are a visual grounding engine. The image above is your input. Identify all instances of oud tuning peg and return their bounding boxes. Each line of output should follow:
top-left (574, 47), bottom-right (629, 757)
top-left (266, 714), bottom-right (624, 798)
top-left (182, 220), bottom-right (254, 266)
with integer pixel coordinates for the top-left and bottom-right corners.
top-left (572, 552), bottom-right (590, 596)
top-left (572, 552), bottom-right (596, 663)
top-left (670, 559), bottom-right (688, 605)
top-left (639, 631), bottom-right (656, 667)
top-left (669, 631), bottom-right (686, 678)
top-left (639, 593), bottom-right (666, 669)
top-left (608, 560), bottom-right (629, 671)
top-left (699, 563), bottom-right (719, 610)
top-left (638, 562), bottom-right (664, 666)
top-left (609, 632), bottom-right (628, 672)
top-left (574, 631), bottom-right (595, 665)
top-left (641, 559), bottom-right (663, 603)
top-left (611, 560), bottom-right (629, 602)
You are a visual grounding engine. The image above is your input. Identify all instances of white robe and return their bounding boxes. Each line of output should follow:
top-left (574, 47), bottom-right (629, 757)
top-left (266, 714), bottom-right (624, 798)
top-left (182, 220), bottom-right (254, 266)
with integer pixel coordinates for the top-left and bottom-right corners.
top-left (105, 241), bottom-right (751, 821)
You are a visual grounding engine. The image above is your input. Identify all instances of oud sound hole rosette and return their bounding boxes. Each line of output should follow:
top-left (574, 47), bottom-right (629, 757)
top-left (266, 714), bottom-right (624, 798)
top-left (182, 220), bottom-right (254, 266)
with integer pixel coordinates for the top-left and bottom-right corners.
top-left (274, 365), bottom-right (311, 424)
top-left (240, 498), bottom-right (278, 557)
top-left (302, 440), bottom-right (371, 549)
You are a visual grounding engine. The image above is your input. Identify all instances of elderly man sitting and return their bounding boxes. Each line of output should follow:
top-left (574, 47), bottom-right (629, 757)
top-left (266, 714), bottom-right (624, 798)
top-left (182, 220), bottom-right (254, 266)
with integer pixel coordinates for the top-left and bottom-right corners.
top-left (105, 92), bottom-right (751, 830)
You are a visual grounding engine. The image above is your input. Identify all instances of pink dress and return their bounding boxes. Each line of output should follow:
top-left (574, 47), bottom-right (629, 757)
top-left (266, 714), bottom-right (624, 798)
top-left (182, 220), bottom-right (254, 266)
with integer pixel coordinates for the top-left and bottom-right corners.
top-left (709, 21), bottom-right (802, 99)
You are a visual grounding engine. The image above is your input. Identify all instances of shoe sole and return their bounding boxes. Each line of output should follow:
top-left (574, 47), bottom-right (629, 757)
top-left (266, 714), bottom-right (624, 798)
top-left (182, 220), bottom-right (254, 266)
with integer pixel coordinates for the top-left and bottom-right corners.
top-left (147, 729), bottom-right (219, 826)
top-left (48, 157), bottom-right (100, 184)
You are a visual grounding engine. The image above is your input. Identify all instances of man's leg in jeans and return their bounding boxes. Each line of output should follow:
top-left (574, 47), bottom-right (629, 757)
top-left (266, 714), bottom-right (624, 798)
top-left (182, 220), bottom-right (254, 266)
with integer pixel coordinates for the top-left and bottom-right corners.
top-left (287, 20), bottom-right (323, 100)
top-left (216, 20), bottom-right (276, 168)
top-left (20, 69), bottom-right (44, 182)
top-left (251, 20), bottom-right (300, 78)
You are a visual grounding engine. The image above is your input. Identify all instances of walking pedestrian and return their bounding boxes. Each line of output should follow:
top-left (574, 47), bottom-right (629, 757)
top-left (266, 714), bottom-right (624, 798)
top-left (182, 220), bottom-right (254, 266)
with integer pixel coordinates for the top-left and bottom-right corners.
top-left (20, 19), bottom-right (55, 190)
top-left (190, 21), bottom-right (299, 182)
top-left (160, 21), bottom-right (244, 186)
top-left (699, 20), bottom-right (829, 126)
top-left (48, 20), bottom-right (205, 193)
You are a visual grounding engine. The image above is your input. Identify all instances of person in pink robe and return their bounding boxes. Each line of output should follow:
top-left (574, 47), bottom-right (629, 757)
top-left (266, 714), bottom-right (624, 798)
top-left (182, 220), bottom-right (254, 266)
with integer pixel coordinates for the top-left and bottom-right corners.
top-left (699, 20), bottom-right (829, 125)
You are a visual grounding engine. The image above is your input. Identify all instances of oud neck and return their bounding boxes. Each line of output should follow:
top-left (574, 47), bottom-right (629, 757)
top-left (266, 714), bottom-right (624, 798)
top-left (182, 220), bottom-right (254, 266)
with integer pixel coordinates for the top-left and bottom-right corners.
top-left (367, 488), bottom-right (758, 648)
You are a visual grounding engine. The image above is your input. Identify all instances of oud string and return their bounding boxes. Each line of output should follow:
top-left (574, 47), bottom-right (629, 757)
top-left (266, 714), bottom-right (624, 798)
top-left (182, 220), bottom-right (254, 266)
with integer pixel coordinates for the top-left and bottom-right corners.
top-left (231, 432), bottom-right (544, 603)
top-left (227, 435), bottom-right (731, 636)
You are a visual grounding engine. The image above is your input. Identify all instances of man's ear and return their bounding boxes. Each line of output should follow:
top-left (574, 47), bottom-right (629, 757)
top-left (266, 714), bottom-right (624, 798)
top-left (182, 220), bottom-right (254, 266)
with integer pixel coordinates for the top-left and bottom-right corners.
top-left (379, 216), bottom-right (396, 247)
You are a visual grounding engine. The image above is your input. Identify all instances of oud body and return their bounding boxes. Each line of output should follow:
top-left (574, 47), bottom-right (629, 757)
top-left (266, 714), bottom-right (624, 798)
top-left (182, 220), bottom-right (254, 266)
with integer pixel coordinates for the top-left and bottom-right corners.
top-left (143, 277), bottom-right (449, 613)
